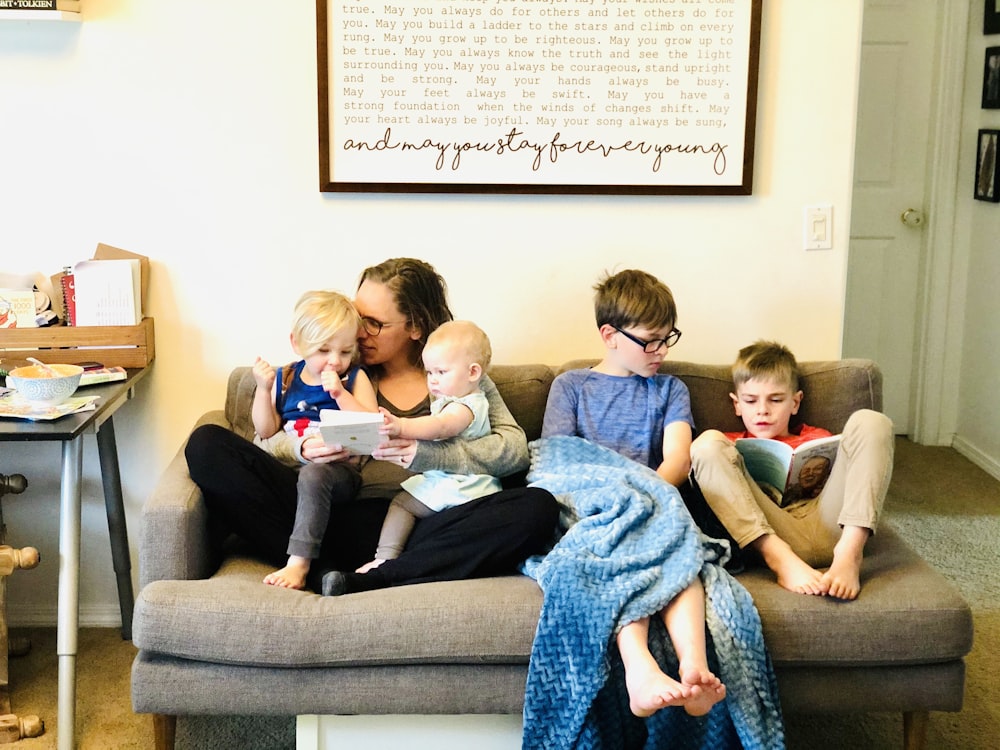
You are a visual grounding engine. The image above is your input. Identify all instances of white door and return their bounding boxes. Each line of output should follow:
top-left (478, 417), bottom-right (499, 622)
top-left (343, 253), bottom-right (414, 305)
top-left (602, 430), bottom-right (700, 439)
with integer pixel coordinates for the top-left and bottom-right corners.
top-left (843, 0), bottom-right (939, 434)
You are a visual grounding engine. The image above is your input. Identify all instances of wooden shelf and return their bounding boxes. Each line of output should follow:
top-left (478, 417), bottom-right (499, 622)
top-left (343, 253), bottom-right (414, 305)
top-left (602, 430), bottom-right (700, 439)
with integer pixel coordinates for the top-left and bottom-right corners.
top-left (0, 10), bottom-right (80, 21)
top-left (0, 317), bottom-right (155, 369)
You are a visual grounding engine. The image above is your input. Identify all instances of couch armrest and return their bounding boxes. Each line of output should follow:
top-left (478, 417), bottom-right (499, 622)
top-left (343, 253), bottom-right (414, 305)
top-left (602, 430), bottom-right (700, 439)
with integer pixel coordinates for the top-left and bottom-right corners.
top-left (138, 410), bottom-right (229, 588)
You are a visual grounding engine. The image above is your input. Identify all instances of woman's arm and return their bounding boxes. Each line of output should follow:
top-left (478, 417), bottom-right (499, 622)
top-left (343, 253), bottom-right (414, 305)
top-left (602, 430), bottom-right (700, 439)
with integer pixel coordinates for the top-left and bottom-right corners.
top-left (408, 374), bottom-right (528, 477)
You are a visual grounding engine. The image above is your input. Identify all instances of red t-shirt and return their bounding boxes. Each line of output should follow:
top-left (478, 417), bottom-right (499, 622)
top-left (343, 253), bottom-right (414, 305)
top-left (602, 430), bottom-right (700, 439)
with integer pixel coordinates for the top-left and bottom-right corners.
top-left (725, 423), bottom-right (832, 448)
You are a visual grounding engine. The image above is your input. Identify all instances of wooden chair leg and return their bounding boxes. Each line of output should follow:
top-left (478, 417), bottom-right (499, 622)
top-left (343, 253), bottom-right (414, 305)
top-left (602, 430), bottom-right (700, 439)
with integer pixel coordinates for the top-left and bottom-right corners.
top-left (903, 710), bottom-right (928, 750)
top-left (153, 714), bottom-right (177, 750)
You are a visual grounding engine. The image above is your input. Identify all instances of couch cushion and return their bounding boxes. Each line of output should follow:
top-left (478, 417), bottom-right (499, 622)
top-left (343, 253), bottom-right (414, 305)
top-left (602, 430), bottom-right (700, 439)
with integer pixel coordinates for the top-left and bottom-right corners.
top-left (134, 563), bottom-right (543, 668)
top-left (134, 526), bottom-right (970, 672)
top-left (740, 525), bottom-right (972, 666)
top-left (488, 364), bottom-right (554, 443)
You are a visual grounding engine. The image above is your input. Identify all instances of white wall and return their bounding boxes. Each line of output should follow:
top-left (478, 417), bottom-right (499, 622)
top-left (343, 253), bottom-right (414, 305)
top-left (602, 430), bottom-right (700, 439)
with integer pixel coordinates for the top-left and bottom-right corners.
top-left (0, 0), bottom-right (864, 625)
top-left (955, 6), bottom-right (1000, 476)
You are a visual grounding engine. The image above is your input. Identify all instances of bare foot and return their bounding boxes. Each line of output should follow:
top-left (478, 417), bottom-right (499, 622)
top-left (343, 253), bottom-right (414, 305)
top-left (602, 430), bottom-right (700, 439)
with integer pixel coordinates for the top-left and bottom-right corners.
top-left (263, 556), bottom-right (310, 589)
top-left (678, 662), bottom-right (726, 716)
top-left (624, 658), bottom-right (691, 717)
top-left (821, 526), bottom-right (869, 600)
top-left (754, 534), bottom-right (827, 596)
top-left (355, 558), bottom-right (386, 574)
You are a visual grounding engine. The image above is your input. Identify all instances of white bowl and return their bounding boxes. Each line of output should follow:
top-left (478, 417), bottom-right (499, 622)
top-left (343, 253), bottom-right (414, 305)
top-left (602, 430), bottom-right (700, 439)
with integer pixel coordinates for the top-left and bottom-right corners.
top-left (7, 364), bottom-right (84, 406)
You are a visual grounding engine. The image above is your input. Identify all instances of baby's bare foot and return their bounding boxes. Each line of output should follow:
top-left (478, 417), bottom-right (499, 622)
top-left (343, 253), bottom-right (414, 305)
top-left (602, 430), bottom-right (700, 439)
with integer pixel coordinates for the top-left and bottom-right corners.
top-left (625, 659), bottom-right (691, 717)
top-left (263, 557), bottom-right (310, 590)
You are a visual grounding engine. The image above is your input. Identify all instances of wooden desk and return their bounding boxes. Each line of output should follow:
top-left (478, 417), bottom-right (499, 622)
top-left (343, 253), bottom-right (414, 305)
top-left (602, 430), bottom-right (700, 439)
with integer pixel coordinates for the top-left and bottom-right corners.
top-left (0, 368), bottom-right (148, 750)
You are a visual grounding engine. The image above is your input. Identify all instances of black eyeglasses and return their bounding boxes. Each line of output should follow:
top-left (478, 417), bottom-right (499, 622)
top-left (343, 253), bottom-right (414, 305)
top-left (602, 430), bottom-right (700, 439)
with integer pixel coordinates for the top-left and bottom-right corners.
top-left (360, 316), bottom-right (407, 337)
top-left (612, 325), bottom-right (682, 353)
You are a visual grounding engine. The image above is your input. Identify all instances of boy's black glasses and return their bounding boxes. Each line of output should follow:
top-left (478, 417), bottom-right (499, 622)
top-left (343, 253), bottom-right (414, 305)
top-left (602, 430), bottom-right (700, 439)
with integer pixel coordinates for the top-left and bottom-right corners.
top-left (613, 326), bottom-right (682, 353)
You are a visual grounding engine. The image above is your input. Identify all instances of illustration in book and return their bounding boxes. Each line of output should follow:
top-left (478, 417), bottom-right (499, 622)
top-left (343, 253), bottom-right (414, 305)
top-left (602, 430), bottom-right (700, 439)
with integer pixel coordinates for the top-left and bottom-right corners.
top-left (735, 433), bottom-right (841, 507)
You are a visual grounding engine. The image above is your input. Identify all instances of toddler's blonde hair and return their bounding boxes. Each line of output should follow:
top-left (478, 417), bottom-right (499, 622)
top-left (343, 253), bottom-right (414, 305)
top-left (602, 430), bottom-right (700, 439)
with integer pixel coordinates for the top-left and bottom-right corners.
top-left (291, 290), bottom-right (361, 359)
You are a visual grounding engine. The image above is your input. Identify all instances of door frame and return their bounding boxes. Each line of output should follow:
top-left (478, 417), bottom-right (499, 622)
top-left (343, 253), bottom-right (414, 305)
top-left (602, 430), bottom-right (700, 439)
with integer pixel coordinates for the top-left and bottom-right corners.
top-left (911, 0), bottom-right (969, 445)
top-left (851, 0), bottom-right (969, 445)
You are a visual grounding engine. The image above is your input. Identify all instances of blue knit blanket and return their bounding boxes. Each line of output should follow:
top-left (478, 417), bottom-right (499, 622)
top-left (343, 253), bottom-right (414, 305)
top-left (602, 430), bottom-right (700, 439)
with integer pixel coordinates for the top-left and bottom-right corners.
top-left (521, 436), bottom-right (784, 750)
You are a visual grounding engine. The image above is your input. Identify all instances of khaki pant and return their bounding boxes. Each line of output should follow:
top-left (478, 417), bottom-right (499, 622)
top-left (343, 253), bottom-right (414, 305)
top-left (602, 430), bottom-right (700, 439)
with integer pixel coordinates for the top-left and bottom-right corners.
top-left (690, 409), bottom-right (894, 567)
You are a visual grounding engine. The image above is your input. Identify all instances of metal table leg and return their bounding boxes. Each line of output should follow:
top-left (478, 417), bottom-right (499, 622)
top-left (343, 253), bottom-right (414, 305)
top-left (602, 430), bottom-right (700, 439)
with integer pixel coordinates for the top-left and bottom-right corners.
top-left (57, 437), bottom-right (83, 750)
top-left (96, 417), bottom-right (134, 640)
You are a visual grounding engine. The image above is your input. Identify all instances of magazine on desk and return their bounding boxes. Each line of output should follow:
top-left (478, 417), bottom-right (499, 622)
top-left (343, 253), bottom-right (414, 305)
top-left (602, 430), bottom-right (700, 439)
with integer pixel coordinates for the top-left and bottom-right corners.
top-left (0, 390), bottom-right (98, 421)
top-left (79, 366), bottom-right (127, 387)
top-left (318, 409), bottom-right (385, 454)
top-left (735, 433), bottom-right (841, 507)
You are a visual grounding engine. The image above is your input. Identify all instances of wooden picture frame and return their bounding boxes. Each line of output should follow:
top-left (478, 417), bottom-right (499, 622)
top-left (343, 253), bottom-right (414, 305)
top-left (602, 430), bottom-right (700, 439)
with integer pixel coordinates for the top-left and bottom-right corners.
top-left (316, 0), bottom-right (762, 195)
top-left (986, 0), bottom-right (1000, 35)
top-left (975, 129), bottom-right (999, 202)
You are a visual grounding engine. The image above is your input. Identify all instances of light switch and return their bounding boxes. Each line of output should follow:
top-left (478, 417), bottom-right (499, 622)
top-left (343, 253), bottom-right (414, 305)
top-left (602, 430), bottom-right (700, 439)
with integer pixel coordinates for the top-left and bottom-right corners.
top-left (803, 205), bottom-right (833, 250)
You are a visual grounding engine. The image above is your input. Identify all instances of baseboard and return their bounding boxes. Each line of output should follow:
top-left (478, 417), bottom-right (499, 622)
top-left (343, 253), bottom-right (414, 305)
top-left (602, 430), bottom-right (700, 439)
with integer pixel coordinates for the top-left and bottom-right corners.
top-left (7, 603), bottom-right (124, 629)
top-left (952, 435), bottom-right (1000, 482)
top-left (296, 715), bottom-right (522, 750)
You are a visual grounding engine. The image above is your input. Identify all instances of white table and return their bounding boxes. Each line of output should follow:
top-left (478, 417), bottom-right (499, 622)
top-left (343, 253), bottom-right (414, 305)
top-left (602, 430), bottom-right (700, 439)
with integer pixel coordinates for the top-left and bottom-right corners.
top-left (0, 368), bottom-right (147, 749)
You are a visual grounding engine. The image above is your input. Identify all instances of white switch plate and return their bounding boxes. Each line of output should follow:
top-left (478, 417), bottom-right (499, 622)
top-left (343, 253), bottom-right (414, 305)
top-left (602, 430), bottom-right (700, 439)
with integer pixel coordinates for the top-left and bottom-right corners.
top-left (803, 204), bottom-right (833, 250)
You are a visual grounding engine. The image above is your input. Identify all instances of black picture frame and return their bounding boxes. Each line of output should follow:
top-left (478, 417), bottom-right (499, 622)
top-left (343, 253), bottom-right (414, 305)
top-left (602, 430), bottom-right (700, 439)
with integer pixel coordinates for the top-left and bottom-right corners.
top-left (316, 0), bottom-right (762, 195)
top-left (986, 0), bottom-right (1000, 35)
top-left (983, 47), bottom-right (1000, 108)
top-left (975, 129), bottom-right (1000, 202)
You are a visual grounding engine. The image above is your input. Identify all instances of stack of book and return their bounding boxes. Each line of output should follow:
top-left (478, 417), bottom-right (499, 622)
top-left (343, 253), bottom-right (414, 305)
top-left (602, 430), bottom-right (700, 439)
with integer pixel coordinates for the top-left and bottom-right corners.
top-left (0, 1), bottom-right (81, 14)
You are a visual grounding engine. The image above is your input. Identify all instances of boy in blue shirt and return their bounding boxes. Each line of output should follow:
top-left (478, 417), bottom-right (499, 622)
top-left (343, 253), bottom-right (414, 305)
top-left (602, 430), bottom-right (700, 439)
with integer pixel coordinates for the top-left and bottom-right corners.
top-left (542, 269), bottom-right (726, 718)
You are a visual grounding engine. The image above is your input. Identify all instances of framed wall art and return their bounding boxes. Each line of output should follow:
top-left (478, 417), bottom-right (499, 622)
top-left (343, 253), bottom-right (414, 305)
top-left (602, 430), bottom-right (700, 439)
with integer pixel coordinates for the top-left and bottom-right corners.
top-left (316, 0), bottom-right (763, 195)
top-left (983, 46), bottom-right (1000, 108)
top-left (975, 129), bottom-right (999, 202)
top-left (986, 0), bottom-right (1000, 35)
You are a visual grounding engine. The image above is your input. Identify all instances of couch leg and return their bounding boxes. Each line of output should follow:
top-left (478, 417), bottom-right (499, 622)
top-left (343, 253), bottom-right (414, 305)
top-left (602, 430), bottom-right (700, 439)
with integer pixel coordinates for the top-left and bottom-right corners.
top-left (153, 714), bottom-right (177, 750)
top-left (903, 711), bottom-right (928, 750)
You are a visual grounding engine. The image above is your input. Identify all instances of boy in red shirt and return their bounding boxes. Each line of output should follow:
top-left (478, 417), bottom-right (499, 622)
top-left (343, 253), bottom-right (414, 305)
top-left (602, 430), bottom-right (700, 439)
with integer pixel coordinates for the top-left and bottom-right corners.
top-left (691, 341), bottom-right (894, 600)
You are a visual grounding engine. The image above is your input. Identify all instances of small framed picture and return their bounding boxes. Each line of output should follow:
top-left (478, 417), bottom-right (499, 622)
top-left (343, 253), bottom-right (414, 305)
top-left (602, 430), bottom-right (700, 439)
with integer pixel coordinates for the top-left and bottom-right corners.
top-left (975, 129), bottom-right (1000, 202)
top-left (986, 0), bottom-right (1000, 35)
top-left (984, 47), bottom-right (1000, 108)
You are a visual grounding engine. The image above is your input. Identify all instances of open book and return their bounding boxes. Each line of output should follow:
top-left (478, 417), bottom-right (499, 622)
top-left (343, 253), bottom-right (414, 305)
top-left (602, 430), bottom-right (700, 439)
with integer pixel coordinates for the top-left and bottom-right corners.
top-left (318, 409), bottom-right (385, 455)
top-left (735, 433), bottom-right (841, 507)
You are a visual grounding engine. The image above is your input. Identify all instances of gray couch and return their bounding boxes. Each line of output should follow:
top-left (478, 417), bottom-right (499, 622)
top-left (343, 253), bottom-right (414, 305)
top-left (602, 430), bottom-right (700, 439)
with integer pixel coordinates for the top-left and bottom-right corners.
top-left (131, 359), bottom-right (973, 750)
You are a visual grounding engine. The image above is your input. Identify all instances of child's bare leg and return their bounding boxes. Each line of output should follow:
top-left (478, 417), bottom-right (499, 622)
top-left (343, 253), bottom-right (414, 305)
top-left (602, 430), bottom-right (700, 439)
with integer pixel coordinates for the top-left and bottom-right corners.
top-left (663, 579), bottom-right (726, 716)
top-left (264, 554), bottom-right (311, 589)
top-left (821, 525), bottom-right (870, 600)
top-left (617, 617), bottom-right (690, 717)
top-left (752, 533), bottom-right (827, 596)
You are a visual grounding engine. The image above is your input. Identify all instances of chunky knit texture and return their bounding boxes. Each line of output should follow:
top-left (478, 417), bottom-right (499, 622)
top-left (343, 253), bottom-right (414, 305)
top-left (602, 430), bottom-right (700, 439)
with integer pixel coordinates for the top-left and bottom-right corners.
top-left (522, 436), bottom-right (784, 750)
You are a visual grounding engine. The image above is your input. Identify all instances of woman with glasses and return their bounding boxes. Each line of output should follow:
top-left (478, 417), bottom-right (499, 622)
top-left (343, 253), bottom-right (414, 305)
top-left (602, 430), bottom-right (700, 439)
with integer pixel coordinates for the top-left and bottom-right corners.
top-left (185, 258), bottom-right (559, 594)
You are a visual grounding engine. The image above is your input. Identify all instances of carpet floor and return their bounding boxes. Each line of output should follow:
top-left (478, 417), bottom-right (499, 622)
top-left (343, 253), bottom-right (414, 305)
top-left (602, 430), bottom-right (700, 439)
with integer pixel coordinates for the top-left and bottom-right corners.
top-left (3, 437), bottom-right (996, 748)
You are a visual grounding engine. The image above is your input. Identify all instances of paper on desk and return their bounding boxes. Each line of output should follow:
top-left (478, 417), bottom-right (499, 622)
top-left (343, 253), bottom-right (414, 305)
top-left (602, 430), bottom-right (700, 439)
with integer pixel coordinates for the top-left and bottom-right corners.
top-left (0, 393), bottom-right (99, 421)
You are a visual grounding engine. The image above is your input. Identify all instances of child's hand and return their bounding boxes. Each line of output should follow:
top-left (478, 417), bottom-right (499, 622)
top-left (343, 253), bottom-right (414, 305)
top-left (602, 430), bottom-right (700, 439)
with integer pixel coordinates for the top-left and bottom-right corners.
top-left (252, 357), bottom-right (276, 391)
top-left (321, 367), bottom-right (344, 398)
top-left (379, 407), bottom-right (401, 438)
